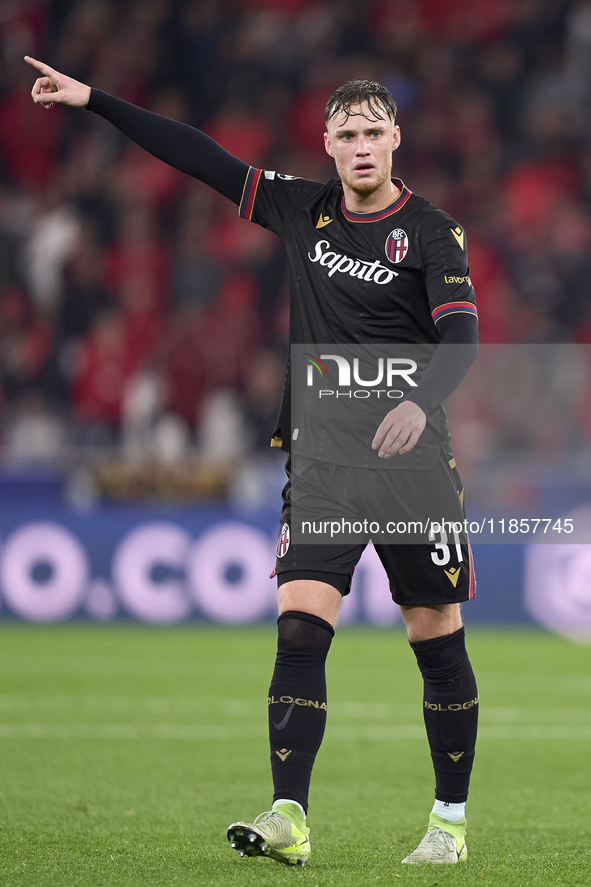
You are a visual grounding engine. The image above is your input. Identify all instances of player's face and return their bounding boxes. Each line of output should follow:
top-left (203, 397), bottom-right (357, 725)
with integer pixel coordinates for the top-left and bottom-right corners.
top-left (324, 101), bottom-right (401, 198)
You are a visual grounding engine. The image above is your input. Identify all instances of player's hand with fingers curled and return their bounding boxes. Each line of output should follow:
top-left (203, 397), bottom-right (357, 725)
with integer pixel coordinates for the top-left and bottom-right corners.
top-left (372, 400), bottom-right (426, 458)
top-left (24, 56), bottom-right (91, 109)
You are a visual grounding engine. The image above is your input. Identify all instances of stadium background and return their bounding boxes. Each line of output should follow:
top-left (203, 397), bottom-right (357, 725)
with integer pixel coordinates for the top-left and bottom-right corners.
top-left (0, 0), bottom-right (590, 637)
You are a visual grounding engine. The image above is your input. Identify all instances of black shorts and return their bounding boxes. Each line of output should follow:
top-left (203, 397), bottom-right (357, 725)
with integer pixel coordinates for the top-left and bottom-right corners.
top-left (273, 450), bottom-right (476, 607)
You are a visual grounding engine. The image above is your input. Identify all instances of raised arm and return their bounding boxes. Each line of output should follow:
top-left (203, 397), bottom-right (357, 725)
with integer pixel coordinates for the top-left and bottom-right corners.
top-left (25, 56), bottom-right (249, 205)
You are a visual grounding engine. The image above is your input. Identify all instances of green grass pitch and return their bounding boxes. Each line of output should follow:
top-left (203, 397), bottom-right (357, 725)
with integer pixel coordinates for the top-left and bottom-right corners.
top-left (0, 624), bottom-right (590, 886)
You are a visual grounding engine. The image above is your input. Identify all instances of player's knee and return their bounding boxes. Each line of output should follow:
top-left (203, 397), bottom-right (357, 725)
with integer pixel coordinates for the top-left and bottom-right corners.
top-left (401, 603), bottom-right (462, 643)
top-left (278, 578), bottom-right (343, 627)
top-left (276, 610), bottom-right (334, 667)
top-left (408, 625), bottom-right (472, 683)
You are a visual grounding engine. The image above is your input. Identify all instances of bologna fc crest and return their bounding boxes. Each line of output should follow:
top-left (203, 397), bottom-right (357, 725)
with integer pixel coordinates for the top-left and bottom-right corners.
top-left (385, 228), bottom-right (408, 264)
top-left (276, 522), bottom-right (290, 558)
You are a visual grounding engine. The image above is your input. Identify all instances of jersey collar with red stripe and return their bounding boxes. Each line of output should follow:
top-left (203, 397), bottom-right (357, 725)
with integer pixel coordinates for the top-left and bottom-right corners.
top-left (341, 178), bottom-right (411, 223)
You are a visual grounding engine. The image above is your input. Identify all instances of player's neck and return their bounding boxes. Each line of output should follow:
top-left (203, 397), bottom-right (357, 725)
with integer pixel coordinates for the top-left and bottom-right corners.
top-left (342, 178), bottom-right (402, 215)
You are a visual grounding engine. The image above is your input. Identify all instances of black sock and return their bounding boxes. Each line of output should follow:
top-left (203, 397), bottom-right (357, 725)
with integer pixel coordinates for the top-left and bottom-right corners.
top-left (410, 626), bottom-right (478, 804)
top-left (268, 610), bottom-right (334, 814)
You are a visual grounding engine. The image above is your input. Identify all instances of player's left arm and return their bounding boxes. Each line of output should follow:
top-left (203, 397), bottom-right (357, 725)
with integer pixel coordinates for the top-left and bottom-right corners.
top-left (372, 216), bottom-right (479, 458)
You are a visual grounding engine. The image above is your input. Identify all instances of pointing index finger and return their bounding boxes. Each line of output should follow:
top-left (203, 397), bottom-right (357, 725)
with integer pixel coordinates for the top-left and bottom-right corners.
top-left (24, 56), bottom-right (53, 77)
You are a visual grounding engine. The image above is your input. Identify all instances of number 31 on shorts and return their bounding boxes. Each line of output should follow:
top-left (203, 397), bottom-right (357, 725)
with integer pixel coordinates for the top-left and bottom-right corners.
top-left (428, 526), bottom-right (463, 566)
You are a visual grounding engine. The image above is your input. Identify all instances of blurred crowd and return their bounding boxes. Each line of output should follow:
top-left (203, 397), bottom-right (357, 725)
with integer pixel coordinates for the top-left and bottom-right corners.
top-left (0, 0), bottom-right (590, 493)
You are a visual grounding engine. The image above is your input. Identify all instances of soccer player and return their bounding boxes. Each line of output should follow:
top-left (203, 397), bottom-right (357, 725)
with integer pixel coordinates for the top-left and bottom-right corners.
top-left (26, 56), bottom-right (479, 867)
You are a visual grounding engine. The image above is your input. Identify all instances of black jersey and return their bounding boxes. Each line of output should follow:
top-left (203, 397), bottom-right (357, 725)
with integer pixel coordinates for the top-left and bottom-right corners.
top-left (239, 171), bottom-right (478, 464)
top-left (85, 92), bottom-right (477, 466)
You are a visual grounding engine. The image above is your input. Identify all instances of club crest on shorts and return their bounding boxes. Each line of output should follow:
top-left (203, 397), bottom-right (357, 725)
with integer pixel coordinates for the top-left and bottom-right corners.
top-left (276, 522), bottom-right (290, 558)
top-left (385, 228), bottom-right (408, 264)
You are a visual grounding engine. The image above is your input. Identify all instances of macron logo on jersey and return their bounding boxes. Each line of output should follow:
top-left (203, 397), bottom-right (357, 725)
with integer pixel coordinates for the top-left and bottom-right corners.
top-left (308, 240), bottom-right (398, 285)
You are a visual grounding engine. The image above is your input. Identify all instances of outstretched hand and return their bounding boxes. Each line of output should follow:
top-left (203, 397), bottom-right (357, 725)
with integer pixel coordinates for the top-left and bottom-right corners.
top-left (24, 56), bottom-right (91, 109)
top-left (372, 400), bottom-right (427, 458)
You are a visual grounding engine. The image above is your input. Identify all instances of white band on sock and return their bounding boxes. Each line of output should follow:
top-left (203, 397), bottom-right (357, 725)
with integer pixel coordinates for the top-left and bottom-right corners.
top-left (273, 798), bottom-right (306, 819)
top-left (432, 799), bottom-right (466, 823)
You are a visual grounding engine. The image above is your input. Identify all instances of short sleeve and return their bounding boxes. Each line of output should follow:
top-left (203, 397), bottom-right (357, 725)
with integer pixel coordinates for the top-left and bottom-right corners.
top-left (419, 211), bottom-right (478, 328)
top-left (239, 168), bottom-right (325, 236)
